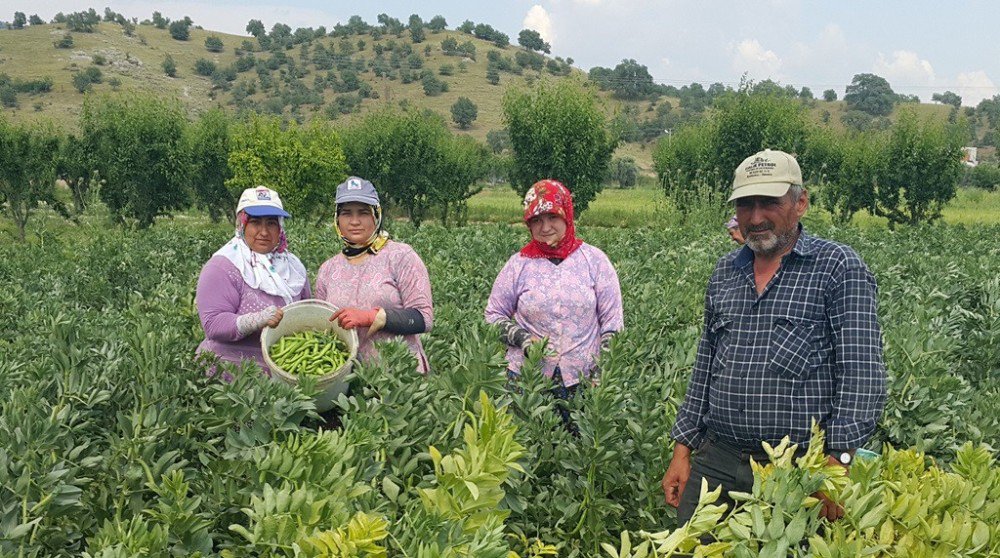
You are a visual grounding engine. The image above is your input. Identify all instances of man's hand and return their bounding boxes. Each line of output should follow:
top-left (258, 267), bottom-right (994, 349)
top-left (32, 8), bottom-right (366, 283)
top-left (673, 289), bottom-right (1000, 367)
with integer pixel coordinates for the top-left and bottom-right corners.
top-left (662, 444), bottom-right (692, 508)
top-left (813, 455), bottom-right (847, 521)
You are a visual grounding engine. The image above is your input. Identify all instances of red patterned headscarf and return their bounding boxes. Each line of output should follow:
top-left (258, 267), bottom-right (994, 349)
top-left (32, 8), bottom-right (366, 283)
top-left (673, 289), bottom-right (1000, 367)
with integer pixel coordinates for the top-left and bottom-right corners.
top-left (520, 179), bottom-right (584, 260)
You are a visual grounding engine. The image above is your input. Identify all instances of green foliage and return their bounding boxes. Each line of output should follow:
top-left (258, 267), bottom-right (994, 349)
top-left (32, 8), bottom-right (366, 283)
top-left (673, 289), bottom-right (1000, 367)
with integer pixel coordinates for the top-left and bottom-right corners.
top-left (81, 94), bottom-right (191, 227)
top-left (162, 54), bottom-right (177, 77)
top-left (187, 109), bottom-right (234, 223)
top-left (152, 11), bottom-right (169, 29)
top-left (933, 91), bottom-right (962, 108)
top-left (609, 59), bottom-right (658, 100)
top-left (0, 118), bottom-right (64, 239)
top-left (964, 163), bottom-right (1000, 191)
top-left (653, 87), bottom-right (808, 212)
top-left (450, 96), bottom-right (478, 129)
top-left (54, 33), bottom-right (74, 49)
top-left (342, 107), bottom-right (488, 227)
top-left (12, 11), bottom-right (27, 29)
top-left (421, 71), bottom-right (448, 96)
top-left (609, 156), bottom-right (639, 189)
top-left (518, 29), bottom-right (550, 54)
top-left (194, 58), bottom-right (216, 77)
top-left (605, 426), bottom-right (1000, 558)
top-left (0, 216), bottom-right (999, 556)
top-left (823, 89), bottom-right (837, 102)
top-left (204, 35), bottom-right (224, 53)
top-left (226, 114), bottom-right (348, 224)
top-left (503, 79), bottom-right (618, 213)
top-left (874, 110), bottom-right (963, 226)
top-left (56, 133), bottom-right (99, 215)
top-left (844, 73), bottom-right (896, 117)
top-left (806, 129), bottom-right (883, 225)
top-left (169, 19), bottom-right (191, 41)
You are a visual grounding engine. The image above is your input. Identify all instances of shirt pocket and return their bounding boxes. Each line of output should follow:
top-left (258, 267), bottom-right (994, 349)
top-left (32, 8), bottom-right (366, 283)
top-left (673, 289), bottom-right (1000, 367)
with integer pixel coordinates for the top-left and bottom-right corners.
top-left (769, 317), bottom-right (821, 380)
top-left (709, 316), bottom-right (733, 374)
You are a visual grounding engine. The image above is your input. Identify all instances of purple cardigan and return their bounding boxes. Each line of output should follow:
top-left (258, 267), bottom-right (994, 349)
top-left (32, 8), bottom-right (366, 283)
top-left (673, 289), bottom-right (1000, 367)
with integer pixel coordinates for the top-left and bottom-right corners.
top-left (195, 255), bottom-right (311, 371)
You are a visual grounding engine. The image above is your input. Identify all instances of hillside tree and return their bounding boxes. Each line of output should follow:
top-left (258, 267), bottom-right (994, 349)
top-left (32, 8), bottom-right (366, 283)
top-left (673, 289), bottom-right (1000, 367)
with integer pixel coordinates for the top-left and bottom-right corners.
top-left (168, 18), bottom-right (191, 41)
top-left (518, 29), bottom-right (550, 54)
top-left (205, 35), bottom-right (224, 52)
top-left (932, 91), bottom-right (962, 108)
top-left (844, 73), bottom-right (896, 116)
top-left (503, 79), bottom-right (618, 212)
top-left (450, 97), bottom-right (478, 129)
top-left (823, 89), bottom-right (837, 102)
top-left (12, 12), bottom-right (26, 29)
top-left (151, 11), bottom-right (169, 29)
top-left (427, 15), bottom-right (447, 32)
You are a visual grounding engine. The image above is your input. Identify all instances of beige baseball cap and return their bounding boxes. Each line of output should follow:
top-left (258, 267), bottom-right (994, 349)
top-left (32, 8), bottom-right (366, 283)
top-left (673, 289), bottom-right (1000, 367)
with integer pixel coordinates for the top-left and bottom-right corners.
top-left (729, 149), bottom-right (802, 201)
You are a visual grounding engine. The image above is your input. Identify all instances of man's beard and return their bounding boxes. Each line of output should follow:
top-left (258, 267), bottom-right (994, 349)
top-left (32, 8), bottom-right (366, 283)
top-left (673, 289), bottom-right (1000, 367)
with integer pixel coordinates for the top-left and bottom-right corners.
top-left (745, 225), bottom-right (797, 257)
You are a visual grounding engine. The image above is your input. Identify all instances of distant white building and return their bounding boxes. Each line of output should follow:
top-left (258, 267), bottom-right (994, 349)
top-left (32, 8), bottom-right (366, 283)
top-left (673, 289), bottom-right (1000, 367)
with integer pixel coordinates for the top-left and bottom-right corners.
top-left (961, 147), bottom-right (978, 167)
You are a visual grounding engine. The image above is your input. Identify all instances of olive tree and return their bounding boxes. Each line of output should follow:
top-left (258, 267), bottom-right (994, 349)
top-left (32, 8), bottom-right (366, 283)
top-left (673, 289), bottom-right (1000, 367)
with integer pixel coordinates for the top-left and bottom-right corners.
top-left (502, 79), bottom-right (618, 213)
top-left (0, 118), bottom-right (64, 240)
top-left (226, 114), bottom-right (348, 225)
top-left (81, 94), bottom-right (191, 228)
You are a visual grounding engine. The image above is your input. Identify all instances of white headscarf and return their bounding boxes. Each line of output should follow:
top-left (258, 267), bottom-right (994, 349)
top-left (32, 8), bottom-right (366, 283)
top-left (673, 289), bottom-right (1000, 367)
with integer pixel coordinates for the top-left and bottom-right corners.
top-left (214, 215), bottom-right (308, 305)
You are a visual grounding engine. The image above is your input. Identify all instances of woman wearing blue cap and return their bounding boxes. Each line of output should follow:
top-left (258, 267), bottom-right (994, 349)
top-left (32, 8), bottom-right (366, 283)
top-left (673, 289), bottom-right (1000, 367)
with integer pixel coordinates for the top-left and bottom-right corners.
top-left (315, 177), bottom-right (434, 373)
top-left (195, 186), bottom-right (311, 377)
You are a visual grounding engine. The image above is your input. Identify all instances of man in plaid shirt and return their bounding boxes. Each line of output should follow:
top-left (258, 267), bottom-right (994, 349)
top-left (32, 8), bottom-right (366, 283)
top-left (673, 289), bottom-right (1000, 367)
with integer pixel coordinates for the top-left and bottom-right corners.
top-left (662, 149), bottom-right (886, 524)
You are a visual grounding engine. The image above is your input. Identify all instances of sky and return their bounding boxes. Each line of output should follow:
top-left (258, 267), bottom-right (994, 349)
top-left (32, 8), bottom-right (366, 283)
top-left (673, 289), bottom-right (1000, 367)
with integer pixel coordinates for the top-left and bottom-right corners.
top-left (5, 0), bottom-right (999, 105)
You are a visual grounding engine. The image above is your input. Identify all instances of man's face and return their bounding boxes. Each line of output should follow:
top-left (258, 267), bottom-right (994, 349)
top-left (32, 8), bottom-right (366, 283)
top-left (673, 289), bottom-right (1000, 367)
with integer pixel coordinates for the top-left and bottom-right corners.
top-left (735, 189), bottom-right (808, 257)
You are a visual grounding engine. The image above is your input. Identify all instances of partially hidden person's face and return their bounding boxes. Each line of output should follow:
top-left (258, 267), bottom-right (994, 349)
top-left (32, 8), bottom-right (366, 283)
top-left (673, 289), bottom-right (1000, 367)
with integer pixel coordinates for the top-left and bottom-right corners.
top-left (727, 226), bottom-right (745, 245)
top-left (337, 202), bottom-right (377, 245)
top-left (244, 216), bottom-right (281, 254)
top-left (527, 213), bottom-right (568, 247)
top-left (735, 189), bottom-right (808, 257)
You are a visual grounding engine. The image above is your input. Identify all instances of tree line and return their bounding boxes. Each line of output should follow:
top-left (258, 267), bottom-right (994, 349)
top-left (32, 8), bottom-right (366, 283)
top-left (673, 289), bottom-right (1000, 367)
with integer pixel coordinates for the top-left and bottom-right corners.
top-left (652, 83), bottom-right (969, 228)
top-left (1, 79), bottom-right (620, 240)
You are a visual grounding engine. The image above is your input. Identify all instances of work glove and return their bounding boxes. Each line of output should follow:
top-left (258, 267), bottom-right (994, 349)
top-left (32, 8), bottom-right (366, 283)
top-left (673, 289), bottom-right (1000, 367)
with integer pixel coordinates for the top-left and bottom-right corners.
top-left (236, 305), bottom-right (283, 337)
top-left (331, 307), bottom-right (386, 335)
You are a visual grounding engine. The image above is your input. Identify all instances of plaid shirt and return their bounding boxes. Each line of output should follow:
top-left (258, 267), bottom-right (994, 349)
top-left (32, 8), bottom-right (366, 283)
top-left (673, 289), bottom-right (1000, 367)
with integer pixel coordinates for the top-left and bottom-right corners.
top-left (671, 227), bottom-right (886, 452)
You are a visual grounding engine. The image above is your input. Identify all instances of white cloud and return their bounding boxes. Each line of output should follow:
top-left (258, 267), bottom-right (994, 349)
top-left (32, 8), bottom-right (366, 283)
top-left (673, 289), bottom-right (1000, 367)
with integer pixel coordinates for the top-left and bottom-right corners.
top-left (522, 5), bottom-right (555, 45)
top-left (873, 50), bottom-right (935, 87)
top-left (955, 71), bottom-right (998, 106)
top-left (732, 39), bottom-right (782, 79)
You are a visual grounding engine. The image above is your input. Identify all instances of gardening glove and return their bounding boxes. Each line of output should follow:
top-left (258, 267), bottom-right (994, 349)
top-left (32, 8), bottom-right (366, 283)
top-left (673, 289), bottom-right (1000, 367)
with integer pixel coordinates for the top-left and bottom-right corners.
top-left (236, 305), bottom-right (282, 337)
top-left (331, 307), bottom-right (386, 335)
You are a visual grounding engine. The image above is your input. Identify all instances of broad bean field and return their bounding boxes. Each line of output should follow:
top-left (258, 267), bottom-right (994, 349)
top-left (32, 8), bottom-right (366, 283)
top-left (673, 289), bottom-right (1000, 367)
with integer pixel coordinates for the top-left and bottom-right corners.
top-left (1, 219), bottom-right (998, 557)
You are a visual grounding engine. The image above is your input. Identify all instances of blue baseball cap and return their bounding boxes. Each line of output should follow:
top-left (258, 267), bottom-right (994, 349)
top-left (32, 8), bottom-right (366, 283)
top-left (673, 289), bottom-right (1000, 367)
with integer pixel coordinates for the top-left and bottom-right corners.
top-left (236, 186), bottom-right (291, 218)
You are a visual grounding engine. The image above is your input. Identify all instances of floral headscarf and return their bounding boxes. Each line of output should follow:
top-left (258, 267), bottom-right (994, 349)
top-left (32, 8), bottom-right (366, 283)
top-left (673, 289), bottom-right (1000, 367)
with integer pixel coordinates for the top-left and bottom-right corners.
top-left (520, 179), bottom-right (584, 260)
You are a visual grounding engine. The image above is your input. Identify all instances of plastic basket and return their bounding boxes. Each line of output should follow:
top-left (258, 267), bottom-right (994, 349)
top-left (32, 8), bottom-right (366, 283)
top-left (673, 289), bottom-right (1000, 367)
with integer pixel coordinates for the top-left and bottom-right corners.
top-left (261, 299), bottom-right (358, 412)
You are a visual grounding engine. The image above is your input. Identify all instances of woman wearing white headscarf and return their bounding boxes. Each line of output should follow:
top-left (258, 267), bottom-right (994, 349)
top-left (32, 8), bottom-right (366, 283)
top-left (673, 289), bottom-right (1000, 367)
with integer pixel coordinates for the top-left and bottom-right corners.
top-left (195, 186), bottom-right (310, 374)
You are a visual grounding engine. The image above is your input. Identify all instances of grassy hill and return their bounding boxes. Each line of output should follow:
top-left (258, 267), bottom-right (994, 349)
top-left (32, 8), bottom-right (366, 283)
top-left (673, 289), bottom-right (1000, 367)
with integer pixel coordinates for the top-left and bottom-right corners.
top-left (0, 18), bottom-right (966, 175)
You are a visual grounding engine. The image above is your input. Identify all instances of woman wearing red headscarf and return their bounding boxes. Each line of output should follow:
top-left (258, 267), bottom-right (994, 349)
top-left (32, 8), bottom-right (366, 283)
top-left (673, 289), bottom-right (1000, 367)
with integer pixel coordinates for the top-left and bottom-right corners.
top-left (485, 180), bottom-right (624, 413)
